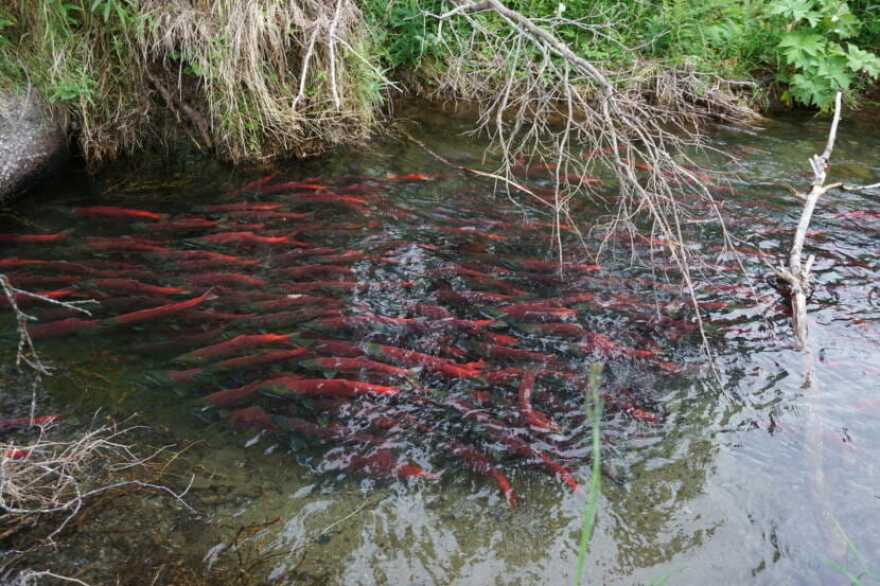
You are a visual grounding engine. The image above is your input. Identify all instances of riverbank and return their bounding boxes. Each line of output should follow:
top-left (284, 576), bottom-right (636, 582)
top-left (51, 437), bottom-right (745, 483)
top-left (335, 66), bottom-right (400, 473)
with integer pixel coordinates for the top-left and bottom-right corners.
top-left (1, 0), bottom-right (878, 173)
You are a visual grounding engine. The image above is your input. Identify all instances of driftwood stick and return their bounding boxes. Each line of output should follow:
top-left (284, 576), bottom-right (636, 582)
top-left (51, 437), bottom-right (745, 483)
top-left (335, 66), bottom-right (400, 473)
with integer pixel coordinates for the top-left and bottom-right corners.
top-left (841, 181), bottom-right (880, 192)
top-left (775, 91), bottom-right (843, 348)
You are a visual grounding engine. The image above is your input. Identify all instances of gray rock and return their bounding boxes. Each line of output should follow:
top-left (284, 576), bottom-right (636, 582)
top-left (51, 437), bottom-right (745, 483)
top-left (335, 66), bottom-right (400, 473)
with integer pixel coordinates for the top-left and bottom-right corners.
top-left (0, 89), bottom-right (68, 204)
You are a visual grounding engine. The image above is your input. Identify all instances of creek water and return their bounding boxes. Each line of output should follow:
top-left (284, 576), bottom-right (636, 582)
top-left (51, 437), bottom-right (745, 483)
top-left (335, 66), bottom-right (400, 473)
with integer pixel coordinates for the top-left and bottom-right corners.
top-left (1, 107), bottom-right (879, 585)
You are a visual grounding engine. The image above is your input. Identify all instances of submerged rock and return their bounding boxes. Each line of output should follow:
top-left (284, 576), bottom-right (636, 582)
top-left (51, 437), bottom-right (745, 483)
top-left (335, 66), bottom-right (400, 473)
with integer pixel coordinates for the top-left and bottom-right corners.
top-left (0, 89), bottom-right (68, 204)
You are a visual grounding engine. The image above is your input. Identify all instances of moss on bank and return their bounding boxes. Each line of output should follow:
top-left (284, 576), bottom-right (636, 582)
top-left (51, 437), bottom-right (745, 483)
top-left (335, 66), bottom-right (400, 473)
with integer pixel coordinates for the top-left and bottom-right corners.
top-left (0, 0), bottom-right (878, 169)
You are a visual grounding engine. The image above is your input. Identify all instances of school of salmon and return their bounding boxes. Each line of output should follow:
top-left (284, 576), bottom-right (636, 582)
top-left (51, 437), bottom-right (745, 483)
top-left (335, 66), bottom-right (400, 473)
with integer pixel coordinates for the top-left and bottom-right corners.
top-left (0, 171), bottom-right (707, 507)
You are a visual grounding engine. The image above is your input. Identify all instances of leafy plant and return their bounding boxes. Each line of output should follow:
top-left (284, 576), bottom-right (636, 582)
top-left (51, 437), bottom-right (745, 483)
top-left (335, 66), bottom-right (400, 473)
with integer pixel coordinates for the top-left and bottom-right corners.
top-left (767, 0), bottom-right (880, 109)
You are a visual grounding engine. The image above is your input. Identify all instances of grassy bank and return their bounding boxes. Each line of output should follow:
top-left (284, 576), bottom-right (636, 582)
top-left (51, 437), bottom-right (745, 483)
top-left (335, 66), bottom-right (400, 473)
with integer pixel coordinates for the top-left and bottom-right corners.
top-left (0, 0), bottom-right (879, 168)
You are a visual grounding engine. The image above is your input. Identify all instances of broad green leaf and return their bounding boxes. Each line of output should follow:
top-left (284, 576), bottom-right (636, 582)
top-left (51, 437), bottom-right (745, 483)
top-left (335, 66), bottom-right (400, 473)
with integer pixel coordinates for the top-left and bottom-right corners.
top-left (822, 2), bottom-right (858, 38)
top-left (789, 72), bottom-right (834, 107)
top-left (779, 31), bottom-right (826, 66)
top-left (767, 0), bottom-right (818, 23)
top-left (816, 55), bottom-right (851, 89)
top-left (847, 44), bottom-right (880, 78)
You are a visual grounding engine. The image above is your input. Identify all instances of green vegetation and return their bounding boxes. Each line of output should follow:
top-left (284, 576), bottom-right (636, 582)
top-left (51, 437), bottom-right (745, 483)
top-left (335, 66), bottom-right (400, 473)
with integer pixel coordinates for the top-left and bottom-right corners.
top-left (1, 0), bottom-right (879, 167)
top-left (0, 0), bottom-right (385, 165)
top-left (768, 0), bottom-right (880, 108)
top-left (574, 363), bottom-right (603, 585)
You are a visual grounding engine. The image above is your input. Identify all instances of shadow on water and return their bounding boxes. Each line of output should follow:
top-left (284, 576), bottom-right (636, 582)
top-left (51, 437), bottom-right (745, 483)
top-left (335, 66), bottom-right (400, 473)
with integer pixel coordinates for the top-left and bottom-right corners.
top-left (1, 105), bottom-right (879, 585)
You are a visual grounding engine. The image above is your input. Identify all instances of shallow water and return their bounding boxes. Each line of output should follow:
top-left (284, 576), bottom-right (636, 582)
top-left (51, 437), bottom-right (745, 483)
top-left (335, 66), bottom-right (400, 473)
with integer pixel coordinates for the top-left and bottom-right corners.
top-left (2, 108), bottom-right (879, 585)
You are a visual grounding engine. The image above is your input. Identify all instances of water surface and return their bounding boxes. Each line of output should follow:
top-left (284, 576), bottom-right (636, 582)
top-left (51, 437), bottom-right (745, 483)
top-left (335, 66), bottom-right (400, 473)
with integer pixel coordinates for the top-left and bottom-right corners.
top-left (2, 108), bottom-right (879, 585)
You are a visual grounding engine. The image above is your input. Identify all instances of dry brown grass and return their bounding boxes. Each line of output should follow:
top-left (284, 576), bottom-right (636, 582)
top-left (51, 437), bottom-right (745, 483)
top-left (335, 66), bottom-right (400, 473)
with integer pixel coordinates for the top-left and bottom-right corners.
top-left (2, 0), bottom-right (388, 167)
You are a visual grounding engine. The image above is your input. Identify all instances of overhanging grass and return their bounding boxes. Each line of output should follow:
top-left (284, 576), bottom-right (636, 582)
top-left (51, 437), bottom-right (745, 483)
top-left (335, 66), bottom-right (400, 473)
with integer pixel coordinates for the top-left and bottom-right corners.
top-left (0, 0), bottom-right (387, 167)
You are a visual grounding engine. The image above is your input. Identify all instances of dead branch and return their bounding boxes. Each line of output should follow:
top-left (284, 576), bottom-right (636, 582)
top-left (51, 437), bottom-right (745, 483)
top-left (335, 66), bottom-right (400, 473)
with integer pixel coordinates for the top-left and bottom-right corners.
top-left (841, 181), bottom-right (880, 193)
top-left (13, 570), bottom-right (93, 586)
top-left (0, 274), bottom-right (97, 420)
top-left (428, 1), bottom-right (759, 362)
top-left (773, 91), bottom-right (843, 348)
top-left (1, 276), bottom-right (195, 584)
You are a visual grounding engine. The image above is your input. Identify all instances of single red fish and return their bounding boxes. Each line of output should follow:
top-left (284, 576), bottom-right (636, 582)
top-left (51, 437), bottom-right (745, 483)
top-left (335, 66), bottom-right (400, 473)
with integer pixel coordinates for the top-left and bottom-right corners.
top-left (481, 332), bottom-right (518, 346)
top-left (308, 251), bottom-right (367, 265)
top-left (1, 274), bottom-right (80, 288)
top-left (273, 416), bottom-right (352, 443)
top-left (225, 174), bottom-right (278, 196)
top-left (279, 264), bottom-right (354, 279)
top-left (385, 172), bottom-right (436, 182)
top-left (242, 307), bottom-right (343, 329)
top-left (273, 247), bottom-right (340, 265)
top-left (133, 325), bottom-right (227, 355)
top-left (579, 332), bottom-right (619, 356)
top-left (295, 338), bottom-right (365, 358)
top-left (0, 415), bottom-right (61, 431)
top-left (451, 443), bottom-right (517, 507)
top-left (435, 226), bottom-right (507, 242)
top-left (90, 279), bottom-right (189, 297)
top-left (835, 210), bottom-right (880, 221)
top-left (468, 342), bottom-right (557, 365)
top-left (304, 315), bottom-right (425, 336)
top-left (139, 218), bottom-right (219, 232)
top-left (188, 272), bottom-right (267, 287)
top-left (283, 281), bottom-right (358, 294)
top-left (518, 323), bottom-right (588, 339)
top-left (436, 288), bottom-right (514, 305)
top-left (518, 372), bottom-right (561, 433)
top-left (85, 237), bottom-right (168, 253)
top-left (291, 194), bottom-right (369, 207)
top-left (225, 210), bottom-right (309, 222)
top-left (434, 318), bottom-right (497, 334)
top-left (348, 448), bottom-right (437, 481)
top-left (497, 305), bottom-right (577, 322)
top-left (251, 295), bottom-right (342, 312)
top-left (198, 231), bottom-right (291, 246)
top-left (28, 317), bottom-right (100, 340)
top-left (203, 381), bottom-right (262, 407)
top-left (151, 250), bottom-right (260, 267)
top-left (0, 258), bottom-right (51, 269)
top-left (181, 309), bottom-right (251, 322)
top-left (363, 343), bottom-right (482, 379)
top-left (512, 259), bottom-right (600, 274)
top-left (227, 406), bottom-right (278, 432)
top-left (75, 206), bottom-right (163, 222)
top-left (165, 348), bottom-right (308, 384)
top-left (111, 291), bottom-right (213, 326)
top-left (602, 392), bottom-right (660, 424)
top-left (300, 357), bottom-right (413, 378)
top-left (259, 376), bottom-right (400, 399)
top-left (0, 231), bottom-right (68, 244)
top-left (260, 181), bottom-right (327, 195)
top-left (413, 304), bottom-right (453, 320)
top-left (200, 202), bottom-right (282, 212)
top-left (0, 288), bottom-right (80, 306)
top-left (174, 333), bottom-right (293, 364)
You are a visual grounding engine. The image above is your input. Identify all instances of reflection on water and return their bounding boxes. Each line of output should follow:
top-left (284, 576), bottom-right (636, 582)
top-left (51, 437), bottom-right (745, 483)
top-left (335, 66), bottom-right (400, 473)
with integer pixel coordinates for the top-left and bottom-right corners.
top-left (1, 108), bottom-right (879, 584)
